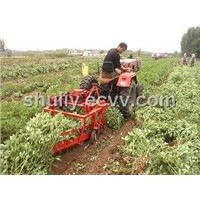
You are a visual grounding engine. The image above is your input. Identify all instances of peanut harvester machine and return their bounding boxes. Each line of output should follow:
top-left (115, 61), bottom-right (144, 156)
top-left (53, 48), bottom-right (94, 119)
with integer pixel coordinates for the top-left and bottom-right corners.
top-left (44, 83), bottom-right (110, 154)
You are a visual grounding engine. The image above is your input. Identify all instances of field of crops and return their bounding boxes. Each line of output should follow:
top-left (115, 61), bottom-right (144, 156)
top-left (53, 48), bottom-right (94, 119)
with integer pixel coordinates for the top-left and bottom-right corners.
top-left (0, 55), bottom-right (199, 175)
top-left (111, 65), bottom-right (200, 175)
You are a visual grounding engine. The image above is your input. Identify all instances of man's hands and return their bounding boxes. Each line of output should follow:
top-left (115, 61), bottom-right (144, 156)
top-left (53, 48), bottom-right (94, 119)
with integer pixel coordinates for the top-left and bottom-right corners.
top-left (117, 66), bottom-right (134, 74)
top-left (126, 68), bottom-right (133, 72)
top-left (115, 68), bottom-right (122, 74)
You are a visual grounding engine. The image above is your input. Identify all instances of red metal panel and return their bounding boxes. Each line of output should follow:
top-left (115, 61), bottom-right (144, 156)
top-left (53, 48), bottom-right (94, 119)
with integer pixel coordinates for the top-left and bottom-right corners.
top-left (116, 72), bottom-right (136, 87)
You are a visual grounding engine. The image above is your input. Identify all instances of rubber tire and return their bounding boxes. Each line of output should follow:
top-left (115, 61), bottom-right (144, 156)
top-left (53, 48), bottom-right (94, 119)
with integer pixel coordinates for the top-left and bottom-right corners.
top-left (119, 81), bottom-right (137, 118)
top-left (80, 75), bottom-right (98, 91)
top-left (136, 84), bottom-right (143, 98)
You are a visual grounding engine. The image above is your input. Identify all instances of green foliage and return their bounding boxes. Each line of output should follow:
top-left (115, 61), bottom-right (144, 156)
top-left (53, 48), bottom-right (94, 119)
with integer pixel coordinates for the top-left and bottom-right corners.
top-left (0, 112), bottom-right (82, 175)
top-left (137, 58), bottom-right (175, 95)
top-left (121, 64), bottom-right (200, 174)
top-left (181, 26), bottom-right (200, 58)
top-left (0, 102), bottom-right (42, 142)
top-left (0, 63), bottom-right (73, 80)
top-left (105, 107), bottom-right (124, 129)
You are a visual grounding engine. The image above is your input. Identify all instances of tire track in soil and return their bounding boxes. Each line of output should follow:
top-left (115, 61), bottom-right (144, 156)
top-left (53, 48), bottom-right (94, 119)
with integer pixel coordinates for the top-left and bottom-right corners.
top-left (52, 118), bottom-right (141, 175)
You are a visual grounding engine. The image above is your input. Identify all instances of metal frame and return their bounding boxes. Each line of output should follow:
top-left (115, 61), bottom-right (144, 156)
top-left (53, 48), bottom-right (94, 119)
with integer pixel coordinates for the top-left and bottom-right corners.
top-left (44, 84), bottom-right (110, 154)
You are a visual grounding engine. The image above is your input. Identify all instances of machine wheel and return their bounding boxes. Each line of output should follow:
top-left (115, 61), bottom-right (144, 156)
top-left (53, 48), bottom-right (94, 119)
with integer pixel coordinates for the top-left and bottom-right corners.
top-left (89, 130), bottom-right (98, 145)
top-left (84, 130), bottom-right (98, 150)
top-left (136, 84), bottom-right (143, 98)
top-left (119, 81), bottom-right (137, 118)
top-left (80, 75), bottom-right (98, 91)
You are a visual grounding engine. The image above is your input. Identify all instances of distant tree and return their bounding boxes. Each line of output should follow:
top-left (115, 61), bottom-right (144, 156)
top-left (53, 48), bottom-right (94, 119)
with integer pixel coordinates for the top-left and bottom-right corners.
top-left (138, 48), bottom-right (141, 57)
top-left (7, 49), bottom-right (12, 57)
top-left (173, 50), bottom-right (180, 57)
top-left (181, 26), bottom-right (200, 58)
top-left (0, 39), bottom-right (6, 51)
top-left (99, 50), bottom-right (104, 54)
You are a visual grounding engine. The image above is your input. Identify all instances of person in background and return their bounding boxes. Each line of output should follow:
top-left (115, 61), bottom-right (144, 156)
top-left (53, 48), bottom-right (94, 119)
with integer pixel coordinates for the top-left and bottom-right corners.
top-left (182, 53), bottom-right (188, 65)
top-left (190, 54), bottom-right (196, 67)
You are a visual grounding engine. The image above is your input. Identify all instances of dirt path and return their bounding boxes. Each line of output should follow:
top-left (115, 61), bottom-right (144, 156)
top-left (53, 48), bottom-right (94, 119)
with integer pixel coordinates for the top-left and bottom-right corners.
top-left (52, 118), bottom-right (141, 175)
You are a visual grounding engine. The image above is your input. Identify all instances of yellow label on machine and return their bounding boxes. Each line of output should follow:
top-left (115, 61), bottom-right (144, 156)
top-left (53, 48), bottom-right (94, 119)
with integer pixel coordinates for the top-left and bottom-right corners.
top-left (82, 63), bottom-right (89, 76)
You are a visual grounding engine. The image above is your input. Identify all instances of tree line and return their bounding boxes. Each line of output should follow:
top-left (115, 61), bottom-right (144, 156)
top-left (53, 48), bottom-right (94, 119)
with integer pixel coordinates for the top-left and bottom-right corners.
top-left (181, 26), bottom-right (200, 58)
top-left (0, 39), bottom-right (6, 51)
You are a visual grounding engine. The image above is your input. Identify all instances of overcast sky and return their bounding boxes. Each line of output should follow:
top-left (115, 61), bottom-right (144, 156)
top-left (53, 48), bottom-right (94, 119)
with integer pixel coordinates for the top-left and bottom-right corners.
top-left (0, 0), bottom-right (199, 52)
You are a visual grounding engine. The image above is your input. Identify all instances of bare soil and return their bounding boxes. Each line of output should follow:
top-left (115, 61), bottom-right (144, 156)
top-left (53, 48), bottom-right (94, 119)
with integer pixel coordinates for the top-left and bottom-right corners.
top-left (52, 118), bottom-right (141, 175)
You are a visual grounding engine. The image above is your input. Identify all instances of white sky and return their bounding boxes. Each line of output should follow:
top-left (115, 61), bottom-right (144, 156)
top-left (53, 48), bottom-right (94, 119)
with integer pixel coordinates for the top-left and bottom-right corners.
top-left (0, 0), bottom-right (199, 52)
